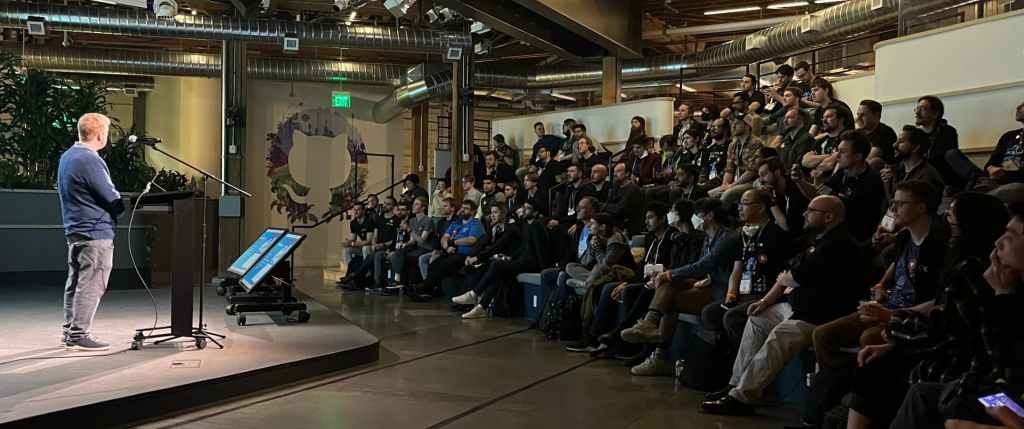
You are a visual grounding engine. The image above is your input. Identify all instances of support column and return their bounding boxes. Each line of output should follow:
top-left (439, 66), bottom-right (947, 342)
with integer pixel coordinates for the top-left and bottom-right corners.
top-left (450, 54), bottom-right (473, 203)
top-left (411, 104), bottom-right (429, 178)
top-left (602, 56), bottom-right (622, 105)
top-left (218, 39), bottom-right (246, 271)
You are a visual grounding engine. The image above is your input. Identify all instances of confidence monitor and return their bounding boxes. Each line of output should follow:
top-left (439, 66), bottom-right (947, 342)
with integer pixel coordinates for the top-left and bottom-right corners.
top-left (240, 232), bottom-right (306, 292)
top-left (228, 228), bottom-right (286, 276)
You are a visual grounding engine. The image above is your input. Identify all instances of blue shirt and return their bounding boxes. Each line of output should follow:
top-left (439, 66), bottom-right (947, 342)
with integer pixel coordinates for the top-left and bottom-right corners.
top-left (578, 226), bottom-right (591, 259)
top-left (888, 240), bottom-right (921, 309)
top-left (445, 217), bottom-right (485, 255)
top-left (57, 143), bottom-right (123, 240)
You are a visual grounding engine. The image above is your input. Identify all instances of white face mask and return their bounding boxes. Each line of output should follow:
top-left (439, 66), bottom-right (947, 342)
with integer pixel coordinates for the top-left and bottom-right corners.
top-left (691, 214), bottom-right (705, 231)
top-left (667, 211), bottom-right (680, 226)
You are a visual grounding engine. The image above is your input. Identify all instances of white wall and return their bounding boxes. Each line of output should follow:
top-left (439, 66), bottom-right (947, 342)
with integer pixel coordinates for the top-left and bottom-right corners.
top-left (491, 97), bottom-right (676, 153)
top-left (873, 10), bottom-right (1024, 153)
top-left (145, 76), bottom-right (223, 178)
top-left (832, 73), bottom-right (876, 108)
top-left (244, 81), bottom-right (408, 268)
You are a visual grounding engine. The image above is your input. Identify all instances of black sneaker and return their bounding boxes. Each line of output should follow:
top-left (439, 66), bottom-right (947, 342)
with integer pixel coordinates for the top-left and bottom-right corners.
top-left (704, 385), bottom-right (736, 401)
top-left (65, 336), bottom-right (110, 351)
top-left (564, 339), bottom-right (599, 353)
top-left (701, 395), bottom-right (754, 416)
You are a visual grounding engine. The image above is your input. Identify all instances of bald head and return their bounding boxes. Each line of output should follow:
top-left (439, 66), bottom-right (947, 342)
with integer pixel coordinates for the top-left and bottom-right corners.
top-left (77, 113), bottom-right (111, 150)
top-left (805, 195), bottom-right (845, 233)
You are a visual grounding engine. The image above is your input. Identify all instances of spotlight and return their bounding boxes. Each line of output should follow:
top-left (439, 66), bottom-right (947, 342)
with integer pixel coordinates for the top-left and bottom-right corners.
top-left (283, 33), bottom-right (299, 53)
top-left (438, 8), bottom-right (455, 22)
top-left (332, 0), bottom-right (351, 12)
top-left (152, 0), bottom-right (178, 18)
top-left (383, 0), bottom-right (416, 18)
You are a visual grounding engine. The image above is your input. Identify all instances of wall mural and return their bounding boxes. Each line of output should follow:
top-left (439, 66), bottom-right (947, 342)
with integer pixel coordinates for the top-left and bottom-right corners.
top-left (265, 107), bottom-right (368, 224)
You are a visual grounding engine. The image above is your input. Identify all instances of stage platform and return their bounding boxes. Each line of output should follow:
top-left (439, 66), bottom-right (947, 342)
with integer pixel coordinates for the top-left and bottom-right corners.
top-left (0, 283), bottom-right (379, 428)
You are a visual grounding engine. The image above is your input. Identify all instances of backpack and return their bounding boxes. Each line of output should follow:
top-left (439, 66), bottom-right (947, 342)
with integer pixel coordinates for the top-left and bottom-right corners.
top-left (678, 332), bottom-right (733, 391)
top-left (538, 288), bottom-right (583, 341)
top-left (490, 277), bottom-right (524, 318)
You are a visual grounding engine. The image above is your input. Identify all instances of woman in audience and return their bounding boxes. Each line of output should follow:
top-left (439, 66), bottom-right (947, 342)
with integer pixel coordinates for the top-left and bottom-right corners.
top-left (842, 192), bottom-right (1009, 429)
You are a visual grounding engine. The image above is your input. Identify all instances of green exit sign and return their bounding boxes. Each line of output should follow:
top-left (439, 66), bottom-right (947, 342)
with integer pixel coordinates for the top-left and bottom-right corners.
top-left (332, 91), bottom-right (352, 109)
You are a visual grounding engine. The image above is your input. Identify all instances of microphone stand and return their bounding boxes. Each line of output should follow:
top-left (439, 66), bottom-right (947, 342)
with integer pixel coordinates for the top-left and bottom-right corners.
top-left (134, 142), bottom-right (251, 350)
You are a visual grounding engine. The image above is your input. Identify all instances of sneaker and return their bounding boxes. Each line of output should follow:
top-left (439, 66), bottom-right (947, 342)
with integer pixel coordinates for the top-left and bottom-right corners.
top-left (452, 290), bottom-right (478, 305)
top-left (65, 336), bottom-right (110, 351)
top-left (564, 338), bottom-right (600, 353)
top-left (630, 349), bottom-right (674, 376)
top-left (566, 278), bottom-right (585, 289)
top-left (461, 304), bottom-right (488, 319)
top-left (620, 319), bottom-right (662, 344)
top-left (704, 385), bottom-right (735, 401)
top-left (701, 395), bottom-right (755, 416)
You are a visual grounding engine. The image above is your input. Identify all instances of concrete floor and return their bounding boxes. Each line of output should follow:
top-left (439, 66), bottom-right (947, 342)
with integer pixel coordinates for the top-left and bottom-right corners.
top-left (139, 269), bottom-right (800, 429)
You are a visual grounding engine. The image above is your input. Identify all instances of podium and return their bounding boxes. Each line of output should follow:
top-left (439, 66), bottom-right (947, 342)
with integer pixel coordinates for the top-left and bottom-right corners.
top-left (131, 191), bottom-right (223, 349)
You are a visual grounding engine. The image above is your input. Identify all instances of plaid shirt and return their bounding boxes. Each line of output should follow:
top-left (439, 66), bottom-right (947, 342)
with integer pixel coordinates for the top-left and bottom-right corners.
top-left (725, 136), bottom-right (764, 179)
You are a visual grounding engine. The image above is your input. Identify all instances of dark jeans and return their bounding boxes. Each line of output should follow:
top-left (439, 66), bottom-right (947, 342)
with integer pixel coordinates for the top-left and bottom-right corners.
top-left (63, 239), bottom-right (114, 341)
top-left (422, 253), bottom-right (467, 291)
top-left (889, 382), bottom-right (946, 429)
top-left (700, 297), bottom-right (759, 351)
top-left (390, 246), bottom-right (428, 283)
top-left (471, 258), bottom-right (538, 308)
top-left (591, 283), bottom-right (649, 339)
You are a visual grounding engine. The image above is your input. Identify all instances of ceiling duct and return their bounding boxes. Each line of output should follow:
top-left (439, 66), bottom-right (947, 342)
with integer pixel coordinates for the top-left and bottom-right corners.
top-left (0, 2), bottom-right (471, 54)
top-left (8, 45), bottom-right (407, 85)
top-left (371, 0), bottom-right (966, 123)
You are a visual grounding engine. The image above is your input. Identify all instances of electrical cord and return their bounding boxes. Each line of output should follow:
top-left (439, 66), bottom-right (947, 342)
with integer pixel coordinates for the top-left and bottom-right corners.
top-left (128, 177), bottom-right (161, 335)
top-left (0, 345), bottom-right (133, 366)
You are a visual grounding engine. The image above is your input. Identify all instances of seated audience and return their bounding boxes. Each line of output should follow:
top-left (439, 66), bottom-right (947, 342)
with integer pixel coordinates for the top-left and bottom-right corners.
top-left (585, 164), bottom-right (611, 203)
top-left (400, 174), bottom-right (428, 206)
top-left (802, 106), bottom-right (850, 178)
top-left (428, 179), bottom-right (452, 218)
top-left (491, 134), bottom-right (515, 169)
top-left (461, 175), bottom-right (483, 209)
top-left (478, 175), bottom-right (506, 223)
top-left (710, 112), bottom-right (763, 204)
top-left (985, 101), bottom-right (1024, 185)
top-left (339, 201), bottom-right (377, 289)
top-left (766, 86), bottom-right (804, 137)
top-left (836, 192), bottom-right (1008, 429)
top-left (456, 201), bottom-right (548, 319)
top-left (794, 131), bottom-right (886, 244)
top-left (483, 151), bottom-right (516, 186)
top-left (627, 116), bottom-right (649, 149)
top-left (809, 77), bottom-right (852, 130)
top-left (673, 102), bottom-right (701, 145)
top-left (522, 173), bottom-right (549, 216)
top-left (916, 95), bottom-right (966, 189)
top-left (411, 199), bottom-right (485, 301)
top-left (453, 205), bottom-right (520, 315)
top-left (757, 157), bottom-right (809, 234)
top-left (701, 118), bottom-right (731, 187)
top-left (702, 195), bottom-right (866, 416)
top-left (669, 163), bottom-right (709, 203)
top-left (740, 74), bottom-right (767, 114)
top-left (388, 197), bottom-right (433, 290)
top-left (419, 197), bottom-right (458, 280)
top-left (622, 137), bottom-right (661, 187)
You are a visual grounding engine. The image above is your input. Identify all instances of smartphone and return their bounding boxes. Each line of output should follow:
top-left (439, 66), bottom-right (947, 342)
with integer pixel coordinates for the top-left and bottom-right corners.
top-left (978, 393), bottom-right (1024, 417)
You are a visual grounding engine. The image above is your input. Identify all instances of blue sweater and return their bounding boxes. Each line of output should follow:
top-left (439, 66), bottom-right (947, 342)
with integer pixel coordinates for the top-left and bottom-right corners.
top-left (57, 144), bottom-right (124, 240)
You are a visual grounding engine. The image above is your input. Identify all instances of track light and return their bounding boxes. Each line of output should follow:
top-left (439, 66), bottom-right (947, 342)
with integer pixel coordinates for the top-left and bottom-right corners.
top-left (704, 6), bottom-right (762, 15)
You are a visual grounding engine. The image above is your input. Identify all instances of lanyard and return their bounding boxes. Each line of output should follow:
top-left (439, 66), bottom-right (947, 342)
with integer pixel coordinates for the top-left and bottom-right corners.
top-left (742, 225), bottom-right (765, 255)
top-left (645, 231), bottom-right (666, 265)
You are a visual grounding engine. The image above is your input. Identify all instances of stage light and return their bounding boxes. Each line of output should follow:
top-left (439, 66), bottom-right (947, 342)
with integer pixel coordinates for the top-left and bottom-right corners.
top-left (704, 6), bottom-right (762, 15)
top-left (768, 1), bottom-right (810, 9)
top-left (383, 0), bottom-right (416, 18)
top-left (26, 17), bottom-right (45, 36)
top-left (152, 0), bottom-right (178, 18)
top-left (677, 83), bottom-right (697, 92)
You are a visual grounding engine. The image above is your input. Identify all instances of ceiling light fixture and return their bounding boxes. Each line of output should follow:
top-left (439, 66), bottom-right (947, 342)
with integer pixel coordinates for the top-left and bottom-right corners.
top-left (813, 0), bottom-right (847, 4)
top-left (677, 83), bottom-right (697, 92)
top-left (768, 1), bottom-right (810, 9)
top-left (704, 6), bottom-right (762, 15)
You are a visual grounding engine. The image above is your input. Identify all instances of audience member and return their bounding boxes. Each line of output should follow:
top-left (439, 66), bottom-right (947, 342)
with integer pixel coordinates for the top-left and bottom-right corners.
top-left (526, 122), bottom-right (564, 173)
top-left (400, 174), bottom-right (428, 205)
top-left (478, 175), bottom-right (506, 223)
top-left (710, 113), bottom-right (763, 203)
top-left (673, 102), bottom-right (701, 146)
top-left (603, 162), bottom-right (645, 236)
top-left (758, 157), bottom-right (809, 233)
top-left (809, 77), bottom-right (852, 130)
top-left (623, 137), bottom-right (660, 187)
top-left (491, 134), bottom-right (515, 168)
top-left (339, 202), bottom-right (377, 288)
top-left (389, 196), bottom-right (432, 290)
top-left (802, 106), bottom-right (850, 176)
top-left (454, 205), bottom-right (520, 316)
top-left (767, 86), bottom-right (804, 136)
top-left (483, 151), bottom-right (516, 186)
top-left (428, 179), bottom-right (452, 218)
top-left (881, 125), bottom-right (945, 203)
top-left (550, 164), bottom-right (595, 229)
top-left (857, 100), bottom-right (899, 168)
top-left (740, 74), bottom-right (767, 114)
top-left (916, 95), bottom-right (965, 188)
top-left (522, 173), bottom-right (549, 216)
top-left (985, 101), bottom-right (1024, 185)
top-left (701, 118), bottom-right (731, 187)
top-left (419, 197), bottom-right (458, 280)
top-left (669, 163), bottom-right (708, 203)
top-left (795, 131), bottom-right (885, 243)
top-left (702, 195), bottom-right (866, 416)
top-left (411, 199), bottom-right (485, 301)
top-left (586, 164), bottom-right (611, 203)
top-left (461, 175), bottom-right (484, 209)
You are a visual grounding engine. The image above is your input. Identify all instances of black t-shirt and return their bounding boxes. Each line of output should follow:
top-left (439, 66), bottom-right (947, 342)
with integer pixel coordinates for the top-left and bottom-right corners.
top-left (774, 178), bottom-right (810, 234)
top-left (736, 222), bottom-right (791, 297)
top-left (817, 134), bottom-right (843, 156)
top-left (350, 215), bottom-right (377, 242)
top-left (699, 141), bottom-right (729, 184)
top-left (986, 129), bottom-right (1024, 184)
top-left (826, 168), bottom-right (886, 243)
top-left (375, 215), bottom-right (398, 245)
top-left (787, 225), bottom-right (866, 325)
top-left (746, 90), bottom-right (768, 114)
top-left (866, 123), bottom-right (899, 165)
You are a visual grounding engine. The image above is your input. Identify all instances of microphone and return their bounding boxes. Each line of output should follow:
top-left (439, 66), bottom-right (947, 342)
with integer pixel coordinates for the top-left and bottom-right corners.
top-left (128, 135), bottom-right (161, 147)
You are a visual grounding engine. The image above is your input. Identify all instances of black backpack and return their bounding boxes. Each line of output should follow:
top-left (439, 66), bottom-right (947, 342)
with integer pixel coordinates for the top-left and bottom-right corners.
top-left (678, 332), bottom-right (733, 391)
top-left (490, 277), bottom-right (524, 318)
top-left (539, 289), bottom-right (583, 341)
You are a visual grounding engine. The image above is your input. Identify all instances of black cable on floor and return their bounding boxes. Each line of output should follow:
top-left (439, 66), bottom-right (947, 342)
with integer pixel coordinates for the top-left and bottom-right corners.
top-left (0, 346), bottom-right (133, 366)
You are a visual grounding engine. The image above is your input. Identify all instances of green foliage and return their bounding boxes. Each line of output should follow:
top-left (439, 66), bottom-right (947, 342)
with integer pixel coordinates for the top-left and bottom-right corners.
top-left (0, 51), bottom-right (183, 191)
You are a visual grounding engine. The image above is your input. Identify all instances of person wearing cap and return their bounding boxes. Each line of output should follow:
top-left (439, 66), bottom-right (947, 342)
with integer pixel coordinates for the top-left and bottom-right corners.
top-left (400, 173), bottom-right (428, 206)
top-left (709, 112), bottom-right (764, 205)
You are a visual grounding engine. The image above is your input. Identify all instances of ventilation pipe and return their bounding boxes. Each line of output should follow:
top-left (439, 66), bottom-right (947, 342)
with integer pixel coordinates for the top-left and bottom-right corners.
top-left (10, 45), bottom-right (407, 85)
top-left (0, 2), bottom-right (471, 54)
top-left (371, 0), bottom-right (966, 122)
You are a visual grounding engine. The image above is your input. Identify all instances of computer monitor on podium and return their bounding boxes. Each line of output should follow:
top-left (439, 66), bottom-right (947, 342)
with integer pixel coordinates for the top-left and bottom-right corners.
top-left (240, 232), bottom-right (306, 292)
top-left (227, 228), bottom-right (286, 276)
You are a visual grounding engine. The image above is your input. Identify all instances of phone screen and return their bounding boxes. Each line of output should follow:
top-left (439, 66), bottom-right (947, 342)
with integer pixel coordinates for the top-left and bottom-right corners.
top-left (978, 393), bottom-right (1024, 417)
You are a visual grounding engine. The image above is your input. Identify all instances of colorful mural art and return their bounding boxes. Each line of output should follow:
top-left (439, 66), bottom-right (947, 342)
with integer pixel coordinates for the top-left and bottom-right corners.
top-left (265, 107), bottom-right (368, 224)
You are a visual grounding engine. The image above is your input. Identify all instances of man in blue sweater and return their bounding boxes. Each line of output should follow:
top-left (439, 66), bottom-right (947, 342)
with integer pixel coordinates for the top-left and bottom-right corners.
top-left (57, 113), bottom-right (124, 351)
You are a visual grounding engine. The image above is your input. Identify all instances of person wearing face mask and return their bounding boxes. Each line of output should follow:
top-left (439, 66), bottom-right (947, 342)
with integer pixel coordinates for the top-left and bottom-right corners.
top-left (619, 198), bottom-right (741, 356)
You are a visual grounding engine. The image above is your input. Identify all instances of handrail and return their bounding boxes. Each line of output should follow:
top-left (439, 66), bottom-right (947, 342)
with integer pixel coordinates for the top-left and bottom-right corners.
top-left (291, 178), bottom-right (406, 231)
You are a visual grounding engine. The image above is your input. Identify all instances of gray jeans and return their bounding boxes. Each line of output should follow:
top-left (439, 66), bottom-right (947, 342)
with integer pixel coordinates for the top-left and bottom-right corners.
top-left (63, 238), bottom-right (114, 341)
top-left (728, 302), bottom-right (816, 403)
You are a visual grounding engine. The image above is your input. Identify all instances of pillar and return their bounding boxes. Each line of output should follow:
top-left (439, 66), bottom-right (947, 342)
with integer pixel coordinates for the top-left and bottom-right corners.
top-left (602, 56), bottom-right (622, 105)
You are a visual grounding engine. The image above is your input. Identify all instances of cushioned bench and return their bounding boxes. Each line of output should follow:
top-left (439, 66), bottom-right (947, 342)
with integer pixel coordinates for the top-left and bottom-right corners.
top-left (517, 273), bottom-right (546, 322)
